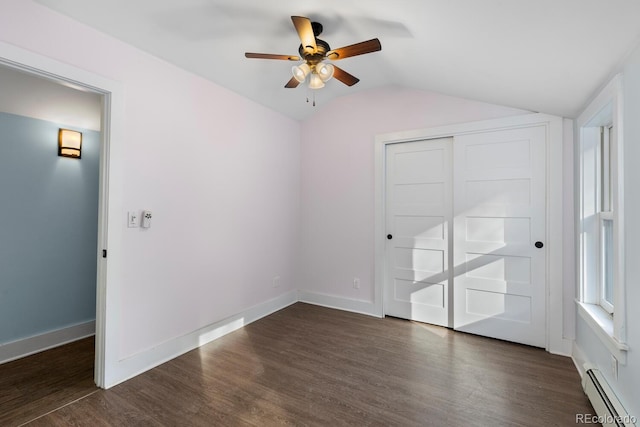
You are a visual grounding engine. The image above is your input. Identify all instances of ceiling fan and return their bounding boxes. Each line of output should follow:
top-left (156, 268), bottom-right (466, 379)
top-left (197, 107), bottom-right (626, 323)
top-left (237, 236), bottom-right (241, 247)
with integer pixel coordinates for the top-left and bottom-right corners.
top-left (245, 16), bottom-right (382, 90)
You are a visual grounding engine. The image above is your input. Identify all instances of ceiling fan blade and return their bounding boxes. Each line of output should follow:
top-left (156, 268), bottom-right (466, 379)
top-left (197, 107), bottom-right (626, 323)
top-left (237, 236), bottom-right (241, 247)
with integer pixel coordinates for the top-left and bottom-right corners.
top-left (291, 16), bottom-right (317, 54)
top-left (332, 65), bottom-right (360, 86)
top-left (285, 76), bottom-right (301, 88)
top-left (327, 38), bottom-right (382, 60)
top-left (245, 52), bottom-right (300, 61)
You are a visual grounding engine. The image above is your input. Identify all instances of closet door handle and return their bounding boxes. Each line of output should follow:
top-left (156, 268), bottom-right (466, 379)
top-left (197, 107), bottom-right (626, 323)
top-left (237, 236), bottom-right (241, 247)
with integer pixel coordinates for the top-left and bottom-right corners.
top-left (387, 234), bottom-right (393, 240)
top-left (535, 241), bottom-right (544, 248)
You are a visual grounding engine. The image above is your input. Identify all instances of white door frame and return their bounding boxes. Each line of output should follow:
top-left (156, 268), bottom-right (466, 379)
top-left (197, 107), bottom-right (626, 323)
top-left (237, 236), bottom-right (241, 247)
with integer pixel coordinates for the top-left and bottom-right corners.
top-left (0, 42), bottom-right (124, 387)
top-left (374, 113), bottom-right (569, 355)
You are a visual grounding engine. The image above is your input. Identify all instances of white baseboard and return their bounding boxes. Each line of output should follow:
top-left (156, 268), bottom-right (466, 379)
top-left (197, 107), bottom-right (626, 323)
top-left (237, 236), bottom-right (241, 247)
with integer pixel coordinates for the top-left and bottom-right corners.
top-left (572, 340), bottom-right (588, 379)
top-left (297, 290), bottom-right (381, 318)
top-left (0, 320), bottom-right (95, 364)
top-left (548, 337), bottom-right (573, 357)
top-left (104, 290), bottom-right (298, 389)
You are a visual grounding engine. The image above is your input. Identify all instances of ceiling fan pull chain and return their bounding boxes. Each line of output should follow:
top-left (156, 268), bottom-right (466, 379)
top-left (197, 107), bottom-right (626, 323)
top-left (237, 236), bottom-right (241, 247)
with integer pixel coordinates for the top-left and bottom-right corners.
top-left (313, 92), bottom-right (316, 107)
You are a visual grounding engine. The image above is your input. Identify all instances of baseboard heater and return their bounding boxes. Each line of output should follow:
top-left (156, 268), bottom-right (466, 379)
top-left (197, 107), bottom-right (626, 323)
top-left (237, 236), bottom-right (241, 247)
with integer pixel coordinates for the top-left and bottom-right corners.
top-left (582, 366), bottom-right (636, 426)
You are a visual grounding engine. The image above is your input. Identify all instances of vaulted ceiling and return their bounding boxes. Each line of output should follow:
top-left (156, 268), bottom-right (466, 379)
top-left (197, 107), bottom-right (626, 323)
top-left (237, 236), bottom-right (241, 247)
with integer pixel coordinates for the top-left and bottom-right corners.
top-left (35, 0), bottom-right (640, 120)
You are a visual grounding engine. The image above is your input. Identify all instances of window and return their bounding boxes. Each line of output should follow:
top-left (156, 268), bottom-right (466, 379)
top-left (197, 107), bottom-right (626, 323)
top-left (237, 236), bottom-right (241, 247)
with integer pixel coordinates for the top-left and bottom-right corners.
top-left (577, 74), bottom-right (627, 357)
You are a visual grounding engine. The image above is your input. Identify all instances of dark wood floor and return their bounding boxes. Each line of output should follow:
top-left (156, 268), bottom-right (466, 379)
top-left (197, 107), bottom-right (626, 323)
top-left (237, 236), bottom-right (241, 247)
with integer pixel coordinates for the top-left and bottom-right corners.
top-left (0, 336), bottom-right (97, 426)
top-left (7, 303), bottom-right (594, 426)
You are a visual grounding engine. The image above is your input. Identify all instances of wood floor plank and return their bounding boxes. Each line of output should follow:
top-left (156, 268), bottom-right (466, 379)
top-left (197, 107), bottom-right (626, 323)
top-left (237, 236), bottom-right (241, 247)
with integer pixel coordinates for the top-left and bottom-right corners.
top-left (0, 336), bottom-right (97, 427)
top-left (13, 303), bottom-right (594, 426)
top-left (28, 390), bottom-right (156, 427)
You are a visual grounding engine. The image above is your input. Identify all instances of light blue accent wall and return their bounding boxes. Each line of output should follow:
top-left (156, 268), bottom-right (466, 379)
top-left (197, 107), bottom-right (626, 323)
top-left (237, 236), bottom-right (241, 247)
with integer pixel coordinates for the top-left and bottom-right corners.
top-left (0, 112), bottom-right (99, 344)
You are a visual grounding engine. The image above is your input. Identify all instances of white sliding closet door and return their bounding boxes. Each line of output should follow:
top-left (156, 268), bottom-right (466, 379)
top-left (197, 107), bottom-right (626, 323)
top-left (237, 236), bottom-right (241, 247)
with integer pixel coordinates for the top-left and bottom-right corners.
top-left (383, 126), bottom-right (547, 348)
top-left (452, 126), bottom-right (546, 347)
top-left (385, 138), bottom-right (452, 326)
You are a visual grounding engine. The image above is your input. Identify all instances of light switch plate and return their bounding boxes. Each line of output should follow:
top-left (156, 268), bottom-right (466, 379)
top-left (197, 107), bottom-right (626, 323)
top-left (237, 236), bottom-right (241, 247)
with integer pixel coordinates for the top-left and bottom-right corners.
top-left (128, 211), bottom-right (139, 228)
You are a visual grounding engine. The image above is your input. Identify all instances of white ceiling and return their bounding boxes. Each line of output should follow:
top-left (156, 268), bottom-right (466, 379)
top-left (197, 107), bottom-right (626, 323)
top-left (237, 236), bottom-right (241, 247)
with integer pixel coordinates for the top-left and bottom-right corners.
top-left (35, 0), bottom-right (640, 120)
top-left (0, 65), bottom-right (102, 130)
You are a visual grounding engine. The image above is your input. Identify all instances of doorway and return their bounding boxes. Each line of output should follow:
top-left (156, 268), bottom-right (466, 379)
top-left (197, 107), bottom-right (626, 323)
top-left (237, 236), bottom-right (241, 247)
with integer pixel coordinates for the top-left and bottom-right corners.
top-left (0, 42), bottom-right (116, 387)
top-left (0, 65), bottom-right (102, 353)
top-left (0, 63), bottom-right (103, 421)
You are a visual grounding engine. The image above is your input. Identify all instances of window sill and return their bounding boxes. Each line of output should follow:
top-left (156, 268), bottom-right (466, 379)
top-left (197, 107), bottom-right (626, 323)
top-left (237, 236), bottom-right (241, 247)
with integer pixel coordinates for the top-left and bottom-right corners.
top-left (576, 300), bottom-right (628, 364)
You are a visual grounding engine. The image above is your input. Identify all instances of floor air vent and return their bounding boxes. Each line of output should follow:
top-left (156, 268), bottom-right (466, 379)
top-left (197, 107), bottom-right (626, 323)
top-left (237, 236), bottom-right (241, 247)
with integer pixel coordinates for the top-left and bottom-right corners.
top-left (582, 366), bottom-right (636, 426)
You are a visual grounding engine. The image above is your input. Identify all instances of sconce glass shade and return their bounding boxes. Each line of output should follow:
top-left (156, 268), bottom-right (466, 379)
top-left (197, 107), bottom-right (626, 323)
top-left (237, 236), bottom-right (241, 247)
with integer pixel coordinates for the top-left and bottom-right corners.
top-left (308, 73), bottom-right (325, 89)
top-left (292, 63), bottom-right (311, 83)
top-left (58, 129), bottom-right (82, 159)
top-left (316, 63), bottom-right (334, 82)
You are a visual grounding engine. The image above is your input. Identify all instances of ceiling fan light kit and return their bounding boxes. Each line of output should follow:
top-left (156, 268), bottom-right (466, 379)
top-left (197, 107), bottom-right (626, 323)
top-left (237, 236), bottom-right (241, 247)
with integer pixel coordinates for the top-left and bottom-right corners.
top-left (292, 62), bottom-right (333, 88)
top-left (245, 15), bottom-right (381, 98)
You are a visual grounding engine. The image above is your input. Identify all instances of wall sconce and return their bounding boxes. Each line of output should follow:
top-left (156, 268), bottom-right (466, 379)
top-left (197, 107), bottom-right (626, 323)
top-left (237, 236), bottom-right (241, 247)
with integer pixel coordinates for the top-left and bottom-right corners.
top-left (58, 129), bottom-right (82, 159)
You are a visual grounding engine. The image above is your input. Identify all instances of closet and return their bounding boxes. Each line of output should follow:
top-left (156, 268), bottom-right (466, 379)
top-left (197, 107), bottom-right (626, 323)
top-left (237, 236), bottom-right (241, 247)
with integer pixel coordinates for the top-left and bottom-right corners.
top-left (384, 124), bottom-right (547, 347)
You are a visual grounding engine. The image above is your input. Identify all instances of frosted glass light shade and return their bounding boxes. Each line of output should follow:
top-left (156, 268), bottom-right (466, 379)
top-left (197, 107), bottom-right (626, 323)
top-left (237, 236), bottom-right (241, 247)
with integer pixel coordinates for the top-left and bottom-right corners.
top-left (316, 63), bottom-right (334, 82)
top-left (292, 63), bottom-right (311, 83)
top-left (308, 73), bottom-right (325, 89)
top-left (58, 129), bottom-right (82, 158)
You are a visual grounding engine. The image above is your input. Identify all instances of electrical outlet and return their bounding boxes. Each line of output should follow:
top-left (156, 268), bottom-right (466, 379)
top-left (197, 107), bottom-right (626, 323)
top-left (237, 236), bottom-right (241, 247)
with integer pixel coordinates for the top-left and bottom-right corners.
top-left (611, 355), bottom-right (618, 380)
top-left (353, 277), bottom-right (360, 289)
top-left (272, 276), bottom-right (281, 288)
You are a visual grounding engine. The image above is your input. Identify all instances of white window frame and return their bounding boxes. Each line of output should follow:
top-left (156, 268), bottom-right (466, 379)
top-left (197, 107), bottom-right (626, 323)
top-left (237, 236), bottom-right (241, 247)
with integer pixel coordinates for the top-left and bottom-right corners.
top-left (576, 75), bottom-right (628, 362)
top-left (597, 212), bottom-right (614, 313)
top-left (597, 125), bottom-right (614, 314)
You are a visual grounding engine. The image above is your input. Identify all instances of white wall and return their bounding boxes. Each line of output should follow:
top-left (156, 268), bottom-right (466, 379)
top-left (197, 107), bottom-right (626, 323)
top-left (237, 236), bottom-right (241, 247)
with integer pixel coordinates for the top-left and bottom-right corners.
top-left (1, 0), bottom-right (300, 380)
top-left (298, 86), bottom-right (531, 312)
top-left (620, 40), bottom-right (640, 418)
top-left (563, 118), bottom-right (576, 341)
top-left (574, 42), bottom-right (640, 417)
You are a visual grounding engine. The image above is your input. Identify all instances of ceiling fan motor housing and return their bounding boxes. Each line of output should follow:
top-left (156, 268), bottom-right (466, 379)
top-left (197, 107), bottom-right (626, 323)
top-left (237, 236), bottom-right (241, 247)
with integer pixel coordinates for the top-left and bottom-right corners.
top-left (299, 38), bottom-right (331, 67)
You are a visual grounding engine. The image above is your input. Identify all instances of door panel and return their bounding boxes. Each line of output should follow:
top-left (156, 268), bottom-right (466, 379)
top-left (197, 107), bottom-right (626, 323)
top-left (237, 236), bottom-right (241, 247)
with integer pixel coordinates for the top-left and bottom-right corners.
top-left (453, 126), bottom-right (546, 347)
top-left (385, 138), bottom-right (452, 326)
